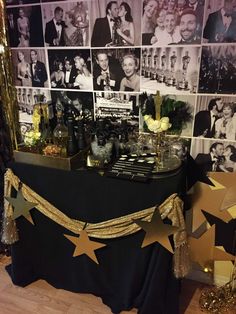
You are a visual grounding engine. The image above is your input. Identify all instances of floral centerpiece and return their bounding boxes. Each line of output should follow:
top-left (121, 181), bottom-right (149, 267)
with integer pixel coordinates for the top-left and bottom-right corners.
top-left (139, 92), bottom-right (182, 172)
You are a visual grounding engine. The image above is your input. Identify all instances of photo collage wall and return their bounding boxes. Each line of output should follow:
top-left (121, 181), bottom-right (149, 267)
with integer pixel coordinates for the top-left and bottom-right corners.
top-left (6, 0), bottom-right (236, 172)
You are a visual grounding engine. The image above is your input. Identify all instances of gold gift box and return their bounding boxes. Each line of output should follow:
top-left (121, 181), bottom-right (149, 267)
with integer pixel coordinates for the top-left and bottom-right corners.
top-left (13, 148), bottom-right (88, 170)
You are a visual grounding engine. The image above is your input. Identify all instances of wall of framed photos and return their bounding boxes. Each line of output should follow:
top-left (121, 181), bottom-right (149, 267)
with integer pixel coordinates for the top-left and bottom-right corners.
top-left (5, 0), bottom-right (236, 172)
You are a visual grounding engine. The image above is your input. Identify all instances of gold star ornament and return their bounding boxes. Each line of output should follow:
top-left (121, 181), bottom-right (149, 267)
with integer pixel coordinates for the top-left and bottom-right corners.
top-left (5, 189), bottom-right (37, 224)
top-left (134, 209), bottom-right (178, 254)
top-left (188, 225), bottom-right (234, 270)
top-left (64, 230), bottom-right (106, 264)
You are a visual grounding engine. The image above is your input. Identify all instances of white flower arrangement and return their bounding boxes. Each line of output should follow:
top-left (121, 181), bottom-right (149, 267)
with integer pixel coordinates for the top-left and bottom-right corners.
top-left (144, 115), bottom-right (172, 133)
top-left (24, 131), bottom-right (41, 146)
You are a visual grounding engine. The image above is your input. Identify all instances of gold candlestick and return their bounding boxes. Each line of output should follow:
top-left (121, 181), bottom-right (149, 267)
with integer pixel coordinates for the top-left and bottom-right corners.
top-left (153, 90), bottom-right (162, 121)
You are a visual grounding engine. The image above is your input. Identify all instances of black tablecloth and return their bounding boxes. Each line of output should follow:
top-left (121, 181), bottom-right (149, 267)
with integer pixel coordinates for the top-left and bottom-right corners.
top-left (7, 163), bottom-right (186, 314)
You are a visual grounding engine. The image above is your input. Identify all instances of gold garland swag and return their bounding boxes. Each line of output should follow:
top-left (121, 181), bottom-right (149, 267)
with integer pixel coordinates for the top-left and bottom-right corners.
top-left (2, 169), bottom-right (190, 278)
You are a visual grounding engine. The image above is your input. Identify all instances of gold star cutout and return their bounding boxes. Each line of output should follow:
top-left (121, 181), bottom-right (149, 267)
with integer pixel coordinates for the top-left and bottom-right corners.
top-left (5, 190), bottom-right (37, 224)
top-left (209, 172), bottom-right (236, 189)
top-left (191, 182), bottom-right (232, 232)
top-left (134, 209), bottom-right (178, 254)
top-left (188, 225), bottom-right (234, 270)
top-left (64, 230), bottom-right (106, 264)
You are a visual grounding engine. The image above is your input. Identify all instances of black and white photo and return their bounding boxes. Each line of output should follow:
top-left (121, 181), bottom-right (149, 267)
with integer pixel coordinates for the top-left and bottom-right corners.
top-left (17, 87), bottom-right (51, 123)
top-left (90, 0), bottom-right (141, 47)
top-left (198, 45), bottom-right (236, 94)
top-left (203, 0), bottom-right (236, 43)
top-left (141, 46), bottom-right (200, 94)
top-left (193, 95), bottom-right (236, 141)
top-left (11, 49), bottom-right (49, 88)
top-left (142, 0), bottom-right (204, 45)
top-left (6, 5), bottom-right (44, 47)
top-left (94, 92), bottom-right (139, 125)
top-left (92, 48), bottom-right (140, 92)
top-left (47, 49), bottom-right (92, 90)
top-left (42, 1), bottom-right (90, 47)
top-left (16, 88), bottom-right (51, 139)
top-left (51, 90), bottom-right (94, 120)
top-left (191, 138), bottom-right (236, 172)
top-left (6, 0), bottom-right (39, 6)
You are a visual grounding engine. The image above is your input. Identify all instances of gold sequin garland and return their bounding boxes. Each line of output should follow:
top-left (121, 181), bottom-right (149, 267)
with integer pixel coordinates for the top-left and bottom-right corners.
top-left (0, 0), bottom-right (20, 150)
top-left (2, 168), bottom-right (190, 278)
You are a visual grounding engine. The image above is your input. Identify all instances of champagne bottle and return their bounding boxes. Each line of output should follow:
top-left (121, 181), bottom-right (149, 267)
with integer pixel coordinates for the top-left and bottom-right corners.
top-left (77, 118), bottom-right (86, 150)
top-left (67, 110), bottom-right (78, 156)
top-left (53, 110), bottom-right (68, 157)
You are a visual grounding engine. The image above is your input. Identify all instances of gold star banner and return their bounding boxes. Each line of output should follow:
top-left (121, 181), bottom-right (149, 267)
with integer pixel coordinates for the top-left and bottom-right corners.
top-left (5, 190), bottom-right (37, 225)
top-left (188, 225), bottom-right (234, 271)
top-left (64, 230), bottom-right (106, 264)
top-left (134, 209), bottom-right (179, 254)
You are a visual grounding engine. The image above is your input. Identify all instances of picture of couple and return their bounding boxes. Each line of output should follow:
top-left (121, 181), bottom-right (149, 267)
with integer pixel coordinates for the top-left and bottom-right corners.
top-left (192, 139), bottom-right (236, 173)
top-left (193, 96), bottom-right (236, 141)
top-left (7, 5), bottom-right (44, 47)
top-left (90, 0), bottom-right (141, 47)
top-left (92, 48), bottom-right (140, 92)
top-left (12, 49), bottom-right (48, 88)
top-left (48, 49), bottom-right (92, 90)
top-left (142, 0), bottom-right (204, 45)
top-left (42, 1), bottom-right (89, 47)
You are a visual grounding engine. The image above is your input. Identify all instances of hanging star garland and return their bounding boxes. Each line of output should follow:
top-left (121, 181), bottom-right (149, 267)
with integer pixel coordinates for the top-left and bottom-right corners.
top-left (5, 189), bottom-right (37, 225)
top-left (134, 209), bottom-right (178, 254)
top-left (64, 230), bottom-right (106, 264)
top-left (188, 225), bottom-right (235, 271)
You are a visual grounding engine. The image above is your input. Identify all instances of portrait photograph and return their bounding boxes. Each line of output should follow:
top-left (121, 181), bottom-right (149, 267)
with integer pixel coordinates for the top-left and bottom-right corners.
top-left (42, 1), bottom-right (90, 47)
top-left (198, 45), bottom-right (236, 94)
top-left (94, 92), bottom-right (139, 125)
top-left (47, 49), bottom-right (93, 90)
top-left (51, 90), bottom-right (94, 121)
top-left (90, 0), bottom-right (142, 47)
top-left (191, 138), bottom-right (236, 173)
top-left (6, 0), bottom-right (39, 6)
top-left (141, 46), bottom-right (201, 95)
top-left (92, 48), bottom-right (141, 92)
top-left (203, 0), bottom-right (236, 43)
top-left (142, 0), bottom-right (205, 46)
top-left (6, 5), bottom-right (44, 47)
top-left (193, 95), bottom-right (236, 141)
top-left (11, 49), bottom-right (49, 88)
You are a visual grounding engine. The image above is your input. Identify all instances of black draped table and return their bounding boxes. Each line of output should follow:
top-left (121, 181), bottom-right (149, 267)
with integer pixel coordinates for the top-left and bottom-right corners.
top-left (6, 162), bottom-right (186, 314)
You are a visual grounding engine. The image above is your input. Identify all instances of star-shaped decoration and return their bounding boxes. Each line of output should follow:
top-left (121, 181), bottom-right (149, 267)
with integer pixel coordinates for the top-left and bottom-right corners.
top-left (202, 211), bottom-right (236, 256)
top-left (209, 172), bottom-right (236, 189)
top-left (188, 225), bottom-right (234, 270)
top-left (186, 154), bottom-right (215, 190)
top-left (134, 209), bottom-right (178, 254)
top-left (64, 230), bottom-right (106, 264)
top-left (5, 189), bottom-right (37, 224)
top-left (190, 182), bottom-right (232, 232)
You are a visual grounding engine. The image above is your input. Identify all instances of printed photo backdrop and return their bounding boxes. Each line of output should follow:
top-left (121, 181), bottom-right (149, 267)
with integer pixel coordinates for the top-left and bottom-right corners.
top-left (6, 0), bottom-right (236, 173)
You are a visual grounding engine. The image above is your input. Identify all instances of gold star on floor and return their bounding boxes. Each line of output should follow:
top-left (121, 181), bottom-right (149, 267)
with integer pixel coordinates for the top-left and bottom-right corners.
top-left (191, 182), bottom-right (232, 232)
top-left (5, 189), bottom-right (37, 224)
top-left (134, 209), bottom-right (178, 254)
top-left (64, 230), bottom-right (106, 264)
top-left (188, 225), bottom-right (234, 270)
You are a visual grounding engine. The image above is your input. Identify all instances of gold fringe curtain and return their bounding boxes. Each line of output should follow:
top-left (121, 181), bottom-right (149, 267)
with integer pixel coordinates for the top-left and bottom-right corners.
top-left (0, 0), bottom-right (19, 150)
top-left (2, 168), bottom-right (190, 277)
